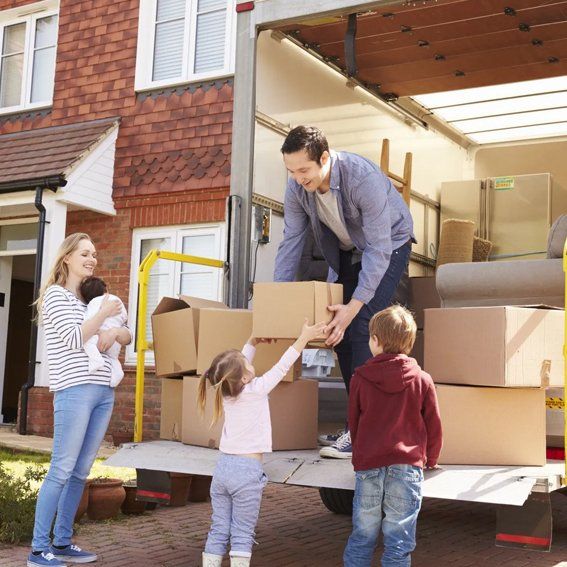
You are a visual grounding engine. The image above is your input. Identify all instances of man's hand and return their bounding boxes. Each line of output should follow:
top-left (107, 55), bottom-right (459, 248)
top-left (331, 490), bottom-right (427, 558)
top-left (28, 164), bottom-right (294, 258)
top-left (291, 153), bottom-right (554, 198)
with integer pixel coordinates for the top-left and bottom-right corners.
top-left (97, 328), bottom-right (118, 352)
top-left (325, 299), bottom-right (364, 347)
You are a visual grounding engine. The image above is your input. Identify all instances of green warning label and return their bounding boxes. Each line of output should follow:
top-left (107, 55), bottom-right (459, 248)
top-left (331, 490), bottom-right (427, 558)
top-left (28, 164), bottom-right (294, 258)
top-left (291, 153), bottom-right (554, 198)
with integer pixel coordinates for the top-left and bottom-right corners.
top-left (493, 176), bottom-right (515, 190)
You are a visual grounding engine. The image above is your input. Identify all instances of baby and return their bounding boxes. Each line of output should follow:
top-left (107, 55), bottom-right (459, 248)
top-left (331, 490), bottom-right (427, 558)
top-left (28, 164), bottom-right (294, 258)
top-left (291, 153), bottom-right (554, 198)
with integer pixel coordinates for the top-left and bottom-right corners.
top-left (80, 276), bottom-right (128, 387)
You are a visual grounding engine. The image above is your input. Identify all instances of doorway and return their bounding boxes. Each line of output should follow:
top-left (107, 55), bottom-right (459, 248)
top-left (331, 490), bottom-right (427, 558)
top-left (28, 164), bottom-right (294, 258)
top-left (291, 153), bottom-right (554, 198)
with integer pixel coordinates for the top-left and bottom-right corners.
top-left (1, 255), bottom-right (35, 423)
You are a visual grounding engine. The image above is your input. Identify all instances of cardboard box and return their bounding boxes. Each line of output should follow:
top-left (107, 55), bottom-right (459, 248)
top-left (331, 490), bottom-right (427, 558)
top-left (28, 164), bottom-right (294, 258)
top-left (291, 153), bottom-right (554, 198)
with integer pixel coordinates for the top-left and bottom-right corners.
top-left (254, 339), bottom-right (300, 383)
top-left (196, 307), bottom-right (299, 381)
top-left (196, 308), bottom-right (253, 374)
top-left (252, 282), bottom-right (343, 339)
top-left (424, 306), bottom-right (564, 387)
top-left (182, 377), bottom-right (318, 450)
top-left (410, 330), bottom-right (424, 368)
top-left (436, 384), bottom-right (546, 466)
top-left (408, 277), bottom-right (440, 329)
top-left (160, 378), bottom-right (184, 441)
top-left (151, 295), bottom-right (227, 377)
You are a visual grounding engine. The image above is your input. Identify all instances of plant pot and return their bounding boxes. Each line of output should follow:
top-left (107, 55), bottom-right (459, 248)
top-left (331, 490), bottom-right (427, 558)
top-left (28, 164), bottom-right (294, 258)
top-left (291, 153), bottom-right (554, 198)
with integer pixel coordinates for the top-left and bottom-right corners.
top-left (112, 431), bottom-right (133, 447)
top-left (87, 478), bottom-right (126, 521)
top-left (74, 479), bottom-right (92, 522)
top-left (121, 483), bottom-right (147, 515)
top-left (169, 473), bottom-right (192, 507)
top-left (188, 475), bottom-right (211, 503)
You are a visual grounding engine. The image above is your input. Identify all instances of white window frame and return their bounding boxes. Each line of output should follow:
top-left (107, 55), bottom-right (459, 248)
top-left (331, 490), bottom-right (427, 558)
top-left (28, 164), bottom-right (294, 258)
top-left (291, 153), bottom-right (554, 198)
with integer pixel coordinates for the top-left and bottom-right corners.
top-left (135, 0), bottom-right (236, 92)
top-left (0, 0), bottom-right (59, 115)
top-left (125, 222), bottom-right (226, 366)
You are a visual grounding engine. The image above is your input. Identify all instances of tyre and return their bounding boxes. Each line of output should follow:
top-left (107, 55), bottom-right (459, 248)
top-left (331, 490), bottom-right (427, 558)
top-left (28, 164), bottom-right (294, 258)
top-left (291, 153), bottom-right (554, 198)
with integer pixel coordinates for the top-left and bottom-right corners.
top-left (319, 487), bottom-right (354, 515)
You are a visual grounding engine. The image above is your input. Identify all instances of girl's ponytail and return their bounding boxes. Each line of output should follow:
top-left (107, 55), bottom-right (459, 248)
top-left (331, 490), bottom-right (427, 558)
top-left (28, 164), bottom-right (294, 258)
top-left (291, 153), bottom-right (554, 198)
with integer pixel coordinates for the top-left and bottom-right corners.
top-left (197, 372), bottom-right (209, 416)
top-left (212, 384), bottom-right (224, 426)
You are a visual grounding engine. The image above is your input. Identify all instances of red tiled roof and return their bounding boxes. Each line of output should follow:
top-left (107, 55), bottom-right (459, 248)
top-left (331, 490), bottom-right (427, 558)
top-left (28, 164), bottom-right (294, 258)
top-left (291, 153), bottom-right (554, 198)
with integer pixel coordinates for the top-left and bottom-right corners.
top-left (0, 117), bottom-right (119, 191)
top-left (127, 146), bottom-right (231, 187)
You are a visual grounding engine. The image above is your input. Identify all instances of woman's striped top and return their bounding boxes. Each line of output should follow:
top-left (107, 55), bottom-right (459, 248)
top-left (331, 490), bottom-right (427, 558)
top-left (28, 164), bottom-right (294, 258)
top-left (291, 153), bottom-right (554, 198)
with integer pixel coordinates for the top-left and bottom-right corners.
top-left (42, 285), bottom-right (127, 392)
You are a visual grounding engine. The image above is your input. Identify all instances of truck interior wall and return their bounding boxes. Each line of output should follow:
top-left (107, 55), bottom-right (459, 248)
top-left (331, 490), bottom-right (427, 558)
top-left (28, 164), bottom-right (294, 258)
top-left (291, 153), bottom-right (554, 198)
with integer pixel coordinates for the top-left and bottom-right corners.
top-left (474, 140), bottom-right (567, 222)
top-left (254, 31), bottom-right (472, 278)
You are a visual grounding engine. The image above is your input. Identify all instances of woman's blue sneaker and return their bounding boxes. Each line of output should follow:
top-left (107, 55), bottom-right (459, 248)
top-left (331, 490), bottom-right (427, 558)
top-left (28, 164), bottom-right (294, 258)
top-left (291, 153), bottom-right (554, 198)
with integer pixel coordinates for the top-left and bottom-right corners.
top-left (49, 545), bottom-right (97, 564)
top-left (27, 551), bottom-right (66, 567)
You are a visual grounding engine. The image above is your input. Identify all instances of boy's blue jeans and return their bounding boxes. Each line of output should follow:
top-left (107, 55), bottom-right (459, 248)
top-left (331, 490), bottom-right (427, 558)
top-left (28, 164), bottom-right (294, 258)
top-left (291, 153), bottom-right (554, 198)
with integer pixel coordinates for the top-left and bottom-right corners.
top-left (32, 384), bottom-right (114, 551)
top-left (205, 453), bottom-right (268, 558)
top-left (344, 464), bottom-right (423, 567)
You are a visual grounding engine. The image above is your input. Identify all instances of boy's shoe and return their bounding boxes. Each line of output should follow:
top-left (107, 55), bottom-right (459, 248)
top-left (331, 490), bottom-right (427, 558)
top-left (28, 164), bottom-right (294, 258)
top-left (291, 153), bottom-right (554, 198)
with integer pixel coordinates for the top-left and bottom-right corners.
top-left (230, 556), bottom-right (251, 567)
top-left (319, 431), bottom-right (352, 459)
top-left (318, 429), bottom-right (345, 446)
top-left (49, 545), bottom-right (97, 564)
top-left (202, 552), bottom-right (223, 567)
top-left (27, 551), bottom-right (67, 567)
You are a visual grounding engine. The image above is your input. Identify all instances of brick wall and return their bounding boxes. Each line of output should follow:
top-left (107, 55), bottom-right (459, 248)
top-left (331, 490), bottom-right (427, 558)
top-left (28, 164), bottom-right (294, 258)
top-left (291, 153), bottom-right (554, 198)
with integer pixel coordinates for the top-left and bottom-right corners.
top-left (1, 0), bottom-right (234, 439)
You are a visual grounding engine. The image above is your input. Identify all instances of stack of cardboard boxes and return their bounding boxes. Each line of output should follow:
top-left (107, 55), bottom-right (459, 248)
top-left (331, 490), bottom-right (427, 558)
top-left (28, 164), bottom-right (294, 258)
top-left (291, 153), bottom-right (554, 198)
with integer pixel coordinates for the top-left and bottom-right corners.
top-left (424, 305), bottom-right (564, 465)
top-left (154, 282), bottom-right (342, 451)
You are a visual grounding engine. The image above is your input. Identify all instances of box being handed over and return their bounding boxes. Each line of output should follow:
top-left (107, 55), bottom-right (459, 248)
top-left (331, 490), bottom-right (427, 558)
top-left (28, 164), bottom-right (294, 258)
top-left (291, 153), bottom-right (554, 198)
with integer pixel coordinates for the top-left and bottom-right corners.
top-left (252, 281), bottom-right (343, 339)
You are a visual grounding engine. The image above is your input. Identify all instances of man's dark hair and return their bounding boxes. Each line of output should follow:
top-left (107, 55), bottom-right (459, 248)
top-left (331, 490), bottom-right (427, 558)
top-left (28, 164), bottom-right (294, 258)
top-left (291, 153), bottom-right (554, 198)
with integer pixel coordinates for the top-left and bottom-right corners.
top-left (281, 126), bottom-right (329, 164)
top-left (80, 276), bottom-right (108, 303)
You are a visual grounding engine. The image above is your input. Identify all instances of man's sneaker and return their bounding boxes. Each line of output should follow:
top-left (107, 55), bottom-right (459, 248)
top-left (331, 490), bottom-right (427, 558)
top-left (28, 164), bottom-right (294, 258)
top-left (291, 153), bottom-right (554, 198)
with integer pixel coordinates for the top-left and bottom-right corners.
top-left (27, 551), bottom-right (66, 567)
top-left (49, 545), bottom-right (97, 564)
top-left (319, 431), bottom-right (352, 459)
top-left (318, 429), bottom-right (345, 446)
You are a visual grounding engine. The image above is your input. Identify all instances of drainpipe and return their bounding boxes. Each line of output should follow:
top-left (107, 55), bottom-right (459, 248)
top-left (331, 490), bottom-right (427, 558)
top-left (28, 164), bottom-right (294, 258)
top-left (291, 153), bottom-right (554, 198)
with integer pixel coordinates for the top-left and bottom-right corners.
top-left (18, 181), bottom-right (62, 435)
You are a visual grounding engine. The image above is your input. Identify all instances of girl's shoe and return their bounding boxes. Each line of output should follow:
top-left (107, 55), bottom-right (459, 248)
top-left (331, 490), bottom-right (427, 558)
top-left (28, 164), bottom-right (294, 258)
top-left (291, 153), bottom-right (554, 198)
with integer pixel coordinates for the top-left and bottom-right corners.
top-left (202, 552), bottom-right (223, 567)
top-left (230, 556), bottom-right (251, 567)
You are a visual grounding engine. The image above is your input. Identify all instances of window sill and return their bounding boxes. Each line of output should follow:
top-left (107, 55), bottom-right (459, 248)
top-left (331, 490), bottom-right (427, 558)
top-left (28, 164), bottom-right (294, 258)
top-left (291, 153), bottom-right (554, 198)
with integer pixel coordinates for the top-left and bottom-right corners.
top-left (0, 105), bottom-right (52, 122)
top-left (135, 74), bottom-right (234, 98)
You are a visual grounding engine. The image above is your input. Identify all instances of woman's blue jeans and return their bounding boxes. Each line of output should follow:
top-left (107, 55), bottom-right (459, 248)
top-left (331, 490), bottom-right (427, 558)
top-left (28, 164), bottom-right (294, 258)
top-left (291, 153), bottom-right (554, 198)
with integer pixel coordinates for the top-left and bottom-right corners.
top-left (344, 464), bottom-right (423, 567)
top-left (32, 384), bottom-right (114, 551)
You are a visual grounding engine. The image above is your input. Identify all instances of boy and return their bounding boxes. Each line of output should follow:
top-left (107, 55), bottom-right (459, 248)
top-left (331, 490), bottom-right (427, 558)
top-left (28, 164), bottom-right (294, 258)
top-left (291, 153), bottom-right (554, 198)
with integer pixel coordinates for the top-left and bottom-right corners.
top-left (80, 276), bottom-right (128, 387)
top-left (344, 305), bottom-right (442, 567)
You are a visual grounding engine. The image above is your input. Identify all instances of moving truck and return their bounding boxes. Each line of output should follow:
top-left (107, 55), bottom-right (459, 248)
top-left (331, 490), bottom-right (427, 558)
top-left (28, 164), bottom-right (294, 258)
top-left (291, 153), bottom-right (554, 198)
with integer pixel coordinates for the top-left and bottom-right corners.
top-left (107, 0), bottom-right (567, 550)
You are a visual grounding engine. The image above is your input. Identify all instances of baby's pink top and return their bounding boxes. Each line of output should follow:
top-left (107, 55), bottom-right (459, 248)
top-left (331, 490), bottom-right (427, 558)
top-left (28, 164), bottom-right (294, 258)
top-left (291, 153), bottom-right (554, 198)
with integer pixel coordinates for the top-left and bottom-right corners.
top-left (219, 343), bottom-right (301, 455)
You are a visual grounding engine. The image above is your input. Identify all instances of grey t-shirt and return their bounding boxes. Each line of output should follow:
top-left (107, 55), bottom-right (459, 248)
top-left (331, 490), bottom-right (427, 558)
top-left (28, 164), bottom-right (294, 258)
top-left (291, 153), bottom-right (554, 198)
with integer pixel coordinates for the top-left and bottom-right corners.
top-left (315, 189), bottom-right (353, 251)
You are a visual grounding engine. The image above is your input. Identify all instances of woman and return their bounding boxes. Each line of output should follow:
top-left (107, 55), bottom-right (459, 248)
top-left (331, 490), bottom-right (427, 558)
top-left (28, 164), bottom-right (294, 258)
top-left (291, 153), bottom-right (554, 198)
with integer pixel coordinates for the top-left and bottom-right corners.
top-left (28, 233), bottom-right (131, 567)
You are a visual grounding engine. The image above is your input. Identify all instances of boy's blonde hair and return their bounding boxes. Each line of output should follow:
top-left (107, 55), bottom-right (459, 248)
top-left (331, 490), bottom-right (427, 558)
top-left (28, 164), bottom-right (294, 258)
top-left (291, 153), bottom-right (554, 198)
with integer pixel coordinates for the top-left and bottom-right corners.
top-left (197, 349), bottom-right (248, 425)
top-left (368, 305), bottom-right (417, 355)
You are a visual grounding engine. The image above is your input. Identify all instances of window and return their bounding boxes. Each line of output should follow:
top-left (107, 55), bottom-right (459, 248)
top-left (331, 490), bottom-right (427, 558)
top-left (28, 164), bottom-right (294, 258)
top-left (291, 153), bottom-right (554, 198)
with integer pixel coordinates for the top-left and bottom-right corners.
top-left (0, 3), bottom-right (58, 113)
top-left (126, 223), bottom-right (226, 365)
top-left (135, 0), bottom-right (235, 91)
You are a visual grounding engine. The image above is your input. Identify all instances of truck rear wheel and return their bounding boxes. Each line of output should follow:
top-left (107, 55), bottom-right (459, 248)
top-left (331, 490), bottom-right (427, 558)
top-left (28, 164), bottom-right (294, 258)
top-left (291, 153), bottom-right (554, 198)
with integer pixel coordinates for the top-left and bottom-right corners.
top-left (319, 487), bottom-right (354, 515)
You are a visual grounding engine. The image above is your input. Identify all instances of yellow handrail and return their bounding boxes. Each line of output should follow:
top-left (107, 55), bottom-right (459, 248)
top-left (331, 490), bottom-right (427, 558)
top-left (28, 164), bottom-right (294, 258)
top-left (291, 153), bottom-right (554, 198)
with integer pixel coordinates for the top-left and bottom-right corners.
top-left (135, 250), bottom-right (225, 442)
top-left (564, 237), bottom-right (567, 482)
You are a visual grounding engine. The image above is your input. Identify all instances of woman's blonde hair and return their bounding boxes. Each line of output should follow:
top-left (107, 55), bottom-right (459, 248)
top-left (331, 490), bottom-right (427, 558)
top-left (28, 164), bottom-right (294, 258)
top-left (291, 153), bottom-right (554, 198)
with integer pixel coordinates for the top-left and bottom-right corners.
top-left (368, 304), bottom-right (417, 355)
top-left (197, 349), bottom-right (248, 425)
top-left (35, 233), bottom-right (93, 318)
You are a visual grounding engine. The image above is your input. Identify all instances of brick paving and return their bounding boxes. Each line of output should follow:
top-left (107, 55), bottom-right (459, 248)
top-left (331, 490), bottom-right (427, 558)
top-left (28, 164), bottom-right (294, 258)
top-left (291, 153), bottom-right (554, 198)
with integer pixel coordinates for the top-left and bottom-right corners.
top-left (3, 484), bottom-right (567, 566)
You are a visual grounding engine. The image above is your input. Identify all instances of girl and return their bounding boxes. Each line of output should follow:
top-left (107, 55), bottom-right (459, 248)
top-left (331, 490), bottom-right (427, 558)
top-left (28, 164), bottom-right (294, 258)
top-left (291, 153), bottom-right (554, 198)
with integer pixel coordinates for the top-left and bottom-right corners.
top-left (200, 320), bottom-right (327, 567)
top-left (28, 233), bottom-right (131, 567)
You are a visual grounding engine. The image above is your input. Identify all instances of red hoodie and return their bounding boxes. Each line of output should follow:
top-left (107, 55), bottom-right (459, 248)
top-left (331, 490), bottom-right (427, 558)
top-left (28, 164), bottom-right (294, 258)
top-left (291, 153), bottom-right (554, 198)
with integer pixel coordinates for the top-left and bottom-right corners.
top-left (349, 353), bottom-right (442, 471)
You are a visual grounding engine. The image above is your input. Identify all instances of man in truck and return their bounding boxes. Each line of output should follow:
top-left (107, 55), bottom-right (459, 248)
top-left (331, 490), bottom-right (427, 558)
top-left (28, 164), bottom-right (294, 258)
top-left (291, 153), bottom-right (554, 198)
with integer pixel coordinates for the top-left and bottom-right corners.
top-left (273, 125), bottom-right (414, 458)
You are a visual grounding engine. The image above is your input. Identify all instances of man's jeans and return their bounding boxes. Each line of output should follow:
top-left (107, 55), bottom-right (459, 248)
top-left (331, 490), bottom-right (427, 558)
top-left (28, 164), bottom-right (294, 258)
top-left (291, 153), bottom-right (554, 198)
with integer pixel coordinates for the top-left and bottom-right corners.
top-left (32, 384), bottom-right (114, 551)
top-left (335, 241), bottom-right (411, 393)
top-left (344, 464), bottom-right (423, 567)
top-left (205, 454), bottom-right (268, 558)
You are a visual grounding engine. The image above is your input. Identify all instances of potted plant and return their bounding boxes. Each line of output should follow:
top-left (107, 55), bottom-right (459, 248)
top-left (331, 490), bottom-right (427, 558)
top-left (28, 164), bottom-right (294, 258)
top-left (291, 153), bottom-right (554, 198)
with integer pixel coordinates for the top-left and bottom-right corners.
top-left (74, 479), bottom-right (92, 522)
top-left (87, 477), bottom-right (126, 520)
top-left (121, 480), bottom-right (146, 515)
